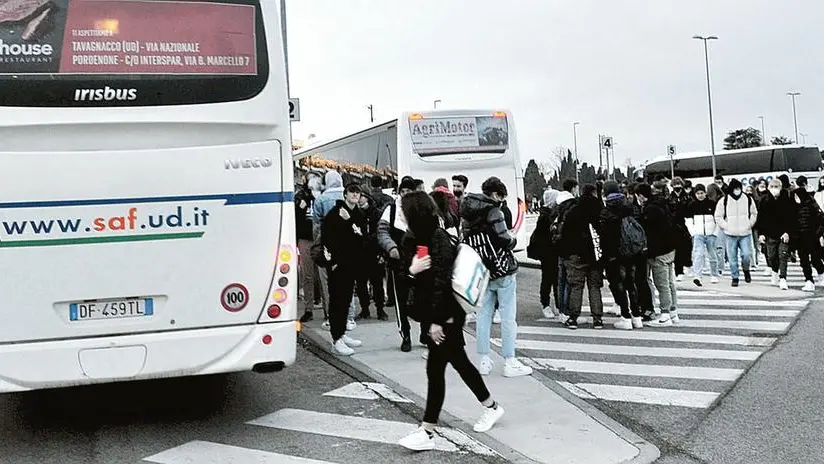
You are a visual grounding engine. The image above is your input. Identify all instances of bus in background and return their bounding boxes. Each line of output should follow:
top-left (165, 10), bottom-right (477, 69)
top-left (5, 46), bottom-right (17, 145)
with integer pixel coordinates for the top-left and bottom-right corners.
top-left (634, 145), bottom-right (823, 191)
top-left (0, 0), bottom-right (296, 392)
top-left (294, 110), bottom-right (528, 249)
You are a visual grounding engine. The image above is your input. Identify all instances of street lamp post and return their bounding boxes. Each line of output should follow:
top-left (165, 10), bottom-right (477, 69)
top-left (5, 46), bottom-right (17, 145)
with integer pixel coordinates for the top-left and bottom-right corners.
top-left (758, 116), bottom-right (766, 146)
top-left (433, 99), bottom-right (441, 109)
top-left (693, 35), bottom-right (718, 179)
top-left (787, 92), bottom-right (801, 144)
top-left (367, 104), bottom-right (374, 123)
top-left (573, 122), bottom-right (580, 185)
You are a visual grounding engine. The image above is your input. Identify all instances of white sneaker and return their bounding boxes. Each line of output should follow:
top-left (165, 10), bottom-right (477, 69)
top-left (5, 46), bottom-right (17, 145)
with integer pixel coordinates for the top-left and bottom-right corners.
top-left (631, 316), bottom-right (644, 329)
top-left (803, 281), bottom-right (815, 292)
top-left (606, 304), bottom-right (621, 316)
top-left (541, 306), bottom-right (555, 319)
top-left (614, 317), bottom-right (633, 330)
top-left (342, 334), bottom-right (362, 348)
top-left (771, 272), bottom-right (779, 286)
top-left (421, 350), bottom-right (429, 360)
top-left (398, 426), bottom-right (435, 451)
top-left (346, 319), bottom-right (357, 331)
top-left (503, 358), bottom-right (533, 378)
top-left (710, 276), bottom-right (719, 284)
top-left (647, 313), bottom-right (673, 327)
top-left (763, 267), bottom-right (772, 277)
top-left (473, 404), bottom-right (505, 433)
top-left (492, 310), bottom-right (502, 324)
top-left (670, 312), bottom-right (681, 324)
top-left (676, 274), bottom-right (684, 282)
top-left (332, 338), bottom-right (354, 356)
top-left (780, 279), bottom-right (789, 290)
top-left (322, 320), bottom-right (331, 330)
top-left (478, 356), bottom-right (493, 375)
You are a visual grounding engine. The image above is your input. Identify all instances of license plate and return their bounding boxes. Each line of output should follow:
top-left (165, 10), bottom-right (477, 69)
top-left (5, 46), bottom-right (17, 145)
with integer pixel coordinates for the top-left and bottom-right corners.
top-left (69, 298), bottom-right (154, 321)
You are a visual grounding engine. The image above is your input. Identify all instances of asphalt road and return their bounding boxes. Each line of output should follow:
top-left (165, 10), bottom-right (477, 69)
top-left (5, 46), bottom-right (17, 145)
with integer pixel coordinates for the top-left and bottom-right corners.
top-left (0, 342), bottom-right (504, 464)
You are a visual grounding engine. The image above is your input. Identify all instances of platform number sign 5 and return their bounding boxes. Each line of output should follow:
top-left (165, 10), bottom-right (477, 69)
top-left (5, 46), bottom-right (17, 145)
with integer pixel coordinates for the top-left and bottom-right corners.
top-left (221, 283), bottom-right (249, 312)
top-left (289, 98), bottom-right (301, 121)
top-left (668, 145), bottom-right (676, 156)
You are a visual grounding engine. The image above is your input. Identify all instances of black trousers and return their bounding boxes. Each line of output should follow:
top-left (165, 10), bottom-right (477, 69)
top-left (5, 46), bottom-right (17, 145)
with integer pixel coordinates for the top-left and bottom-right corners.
top-left (423, 323), bottom-right (490, 424)
top-left (539, 252), bottom-right (559, 309)
top-left (356, 257), bottom-right (386, 314)
top-left (633, 255), bottom-right (654, 314)
top-left (388, 264), bottom-right (411, 338)
top-left (606, 259), bottom-right (641, 318)
top-left (797, 237), bottom-right (824, 282)
top-left (329, 266), bottom-right (356, 342)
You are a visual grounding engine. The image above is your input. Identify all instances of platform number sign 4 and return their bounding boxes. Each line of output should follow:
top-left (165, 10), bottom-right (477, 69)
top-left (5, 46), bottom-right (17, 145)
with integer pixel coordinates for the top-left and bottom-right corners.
top-left (221, 283), bottom-right (249, 312)
top-left (602, 136), bottom-right (613, 149)
top-left (289, 98), bottom-right (301, 121)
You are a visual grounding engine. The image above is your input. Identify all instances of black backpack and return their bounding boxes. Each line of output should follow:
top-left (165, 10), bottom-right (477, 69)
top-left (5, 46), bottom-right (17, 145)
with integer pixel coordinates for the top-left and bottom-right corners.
top-left (618, 216), bottom-right (647, 258)
top-left (722, 194), bottom-right (753, 220)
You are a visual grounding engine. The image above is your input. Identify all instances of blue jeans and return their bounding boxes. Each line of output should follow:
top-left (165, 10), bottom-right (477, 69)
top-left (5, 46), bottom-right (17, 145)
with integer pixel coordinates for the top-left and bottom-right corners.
top-left (477, 274), bottom-right (518, 359)
top-left (557, 258), bottom-right (570, 315)
top-left (692, 235), bottom-right (719, 277)
top-left (726, 234), bottom-right (752, 279)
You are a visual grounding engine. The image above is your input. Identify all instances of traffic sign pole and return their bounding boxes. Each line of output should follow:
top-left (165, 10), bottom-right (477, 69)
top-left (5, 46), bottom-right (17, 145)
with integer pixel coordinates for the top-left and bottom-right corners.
top-left (667, 145), bottom-right (676, 180)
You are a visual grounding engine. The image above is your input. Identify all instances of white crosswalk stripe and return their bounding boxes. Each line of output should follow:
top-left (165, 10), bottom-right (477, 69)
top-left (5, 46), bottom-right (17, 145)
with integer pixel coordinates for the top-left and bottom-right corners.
top-left (142, 383), bottom-right (497, 462)
top-left (515, 261), bottom-right (812, 411)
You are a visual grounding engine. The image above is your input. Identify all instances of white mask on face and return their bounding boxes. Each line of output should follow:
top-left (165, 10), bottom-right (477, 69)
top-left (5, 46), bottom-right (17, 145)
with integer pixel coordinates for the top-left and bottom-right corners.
top-left (769, 187), bottom-right (781, 197)
top-left (733, 189), bottom-right (742, 196)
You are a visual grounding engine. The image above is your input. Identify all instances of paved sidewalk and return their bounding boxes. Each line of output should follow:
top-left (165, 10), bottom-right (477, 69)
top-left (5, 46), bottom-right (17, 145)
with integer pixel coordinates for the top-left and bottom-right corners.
top-left (301, 318), bottom-right (657, 464)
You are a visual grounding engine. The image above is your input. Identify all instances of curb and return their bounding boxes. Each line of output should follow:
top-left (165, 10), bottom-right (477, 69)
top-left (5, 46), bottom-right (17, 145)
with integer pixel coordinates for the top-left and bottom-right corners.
top-left (298, 328), bottom-right (541, 464)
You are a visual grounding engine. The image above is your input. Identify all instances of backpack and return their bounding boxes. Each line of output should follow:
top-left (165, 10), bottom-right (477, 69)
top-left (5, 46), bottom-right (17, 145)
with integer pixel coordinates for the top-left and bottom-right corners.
top-left (526, 209), bottom-right (551, 260)
top-left (549, 205), bottom-right (571, 246)
top-left (722, 194), bottom-right (753, 220)
top-left (618, 216), bottom-right (647, 258)
top-left (447, 234), bottom-right (490, 314)
top-left (462, 231), bottom-right (518, 280)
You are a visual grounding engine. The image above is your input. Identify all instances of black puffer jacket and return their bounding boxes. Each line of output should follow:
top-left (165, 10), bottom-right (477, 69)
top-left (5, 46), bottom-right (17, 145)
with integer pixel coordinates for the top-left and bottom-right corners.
top-left (640, 196), bottom-right (676, 257)
top-left (754, 191), bottom-right (795, 240)
top-left (558, 195), bottom-right (603, 263)
top-left (400, 228), bottom-right (464, 326)
top-left (598, 194), bottom-right (634, 262)
top-left (793, 189), bottom-right (824, 239)
top-left (461, 193), bottom-right (516, 251)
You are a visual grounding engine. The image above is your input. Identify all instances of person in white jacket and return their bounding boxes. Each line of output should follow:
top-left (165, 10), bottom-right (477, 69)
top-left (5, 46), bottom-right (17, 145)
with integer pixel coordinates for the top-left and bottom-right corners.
top-left (714, 179), bottom-right (758, 287)
top-left (686, 184), bottom-right (719, 285)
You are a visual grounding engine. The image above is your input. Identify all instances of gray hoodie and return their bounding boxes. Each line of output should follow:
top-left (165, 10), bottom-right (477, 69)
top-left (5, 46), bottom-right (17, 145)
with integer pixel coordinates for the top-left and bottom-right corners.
top-left (312, 171), bottom-right (345, 236)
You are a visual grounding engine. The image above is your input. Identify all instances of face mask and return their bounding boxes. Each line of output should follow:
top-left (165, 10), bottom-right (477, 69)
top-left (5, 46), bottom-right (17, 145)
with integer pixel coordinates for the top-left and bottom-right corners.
top-left (733, 189), bottom-right (742, 196)
top-left (674, 186), bottom-right (683, 192)
top-left (769, 188), bottom-right (781, 197)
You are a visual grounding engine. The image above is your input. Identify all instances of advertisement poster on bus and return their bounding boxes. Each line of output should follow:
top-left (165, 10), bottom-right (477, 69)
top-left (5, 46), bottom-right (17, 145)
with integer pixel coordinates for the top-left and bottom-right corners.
top-left (0, 0), bottom-right (256, 75)
top-left (410, 115), bottom-right (509, 155)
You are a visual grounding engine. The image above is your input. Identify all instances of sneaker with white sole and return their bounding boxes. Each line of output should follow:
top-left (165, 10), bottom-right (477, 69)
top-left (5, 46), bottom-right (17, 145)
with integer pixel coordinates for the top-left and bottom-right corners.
top-left (398, 426), bottom-right (435, 451)
top-left (631, 316), bottom-right (644, 329)
top-left (492, 310), bottom-right (502, 324)
top-left (342, 334), bottom-right (362, 347)
top-left (771, 272), bottom-right (779, 286)
top-left (676, 274), bottom-right (684, 282)
top-left (322, 320), bottom-right (331, 330)
top-left (647, 313), bottom-right (674, 327)
top-left (605, 304), bottom-right (621, 316)
top-left (670, 312), bottom-right (680, 324)
top-left (710, 276), bottom-right (719, 284)
top-left (332, 338), bottom-right (354, 356)
top-left (346, 319), bottom-right (357, 331)
top-left (473, 404), bottom-right (504, 433)
top-left (541, 306), bottom-right (555, 319)
top-left (803, 281), bottom-right (815, 292)
top-left (478, 356), bottom-right (493, 375)
top-left (421, 350), bottom-right (429, 360)
top-left (614, 317), bottom-right (633, 330)
top-left (779, 279), bottom-right (789, 290)
top-left (503, 358), bottom-right (533, 377)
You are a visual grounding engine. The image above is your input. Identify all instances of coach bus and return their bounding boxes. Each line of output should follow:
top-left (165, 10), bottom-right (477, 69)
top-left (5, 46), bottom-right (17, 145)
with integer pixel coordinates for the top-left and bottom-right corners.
top-left (294, 110), bottom-right (528, 248)
top-left (0, 0), bottom-right (297, 392)
top-left (634, 145), bottom-right (823, 190)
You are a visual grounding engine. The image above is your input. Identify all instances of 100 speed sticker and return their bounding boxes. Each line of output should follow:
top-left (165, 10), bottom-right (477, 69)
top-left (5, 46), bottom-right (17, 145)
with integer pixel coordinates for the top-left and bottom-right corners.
top-left (221, 283), bottom-right (249, 312)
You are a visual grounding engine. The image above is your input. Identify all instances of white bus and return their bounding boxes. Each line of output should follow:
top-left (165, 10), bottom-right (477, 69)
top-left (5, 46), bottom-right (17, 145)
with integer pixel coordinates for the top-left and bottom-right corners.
top-left (634, 145), bottom-right (823, 190)
top-left (0, 0), bottom-right (297, 392)
top-left (295, 110), bottom-right (528, 248)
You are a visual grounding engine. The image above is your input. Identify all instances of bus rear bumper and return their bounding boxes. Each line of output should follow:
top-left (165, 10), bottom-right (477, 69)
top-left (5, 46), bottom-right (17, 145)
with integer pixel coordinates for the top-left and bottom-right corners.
top-left (0, 322), bottom-right (297, 393)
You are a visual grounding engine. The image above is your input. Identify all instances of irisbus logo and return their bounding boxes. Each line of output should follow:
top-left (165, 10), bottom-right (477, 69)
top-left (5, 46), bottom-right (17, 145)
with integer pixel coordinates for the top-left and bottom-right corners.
top-left (74, 86), bottom-right (137, 102)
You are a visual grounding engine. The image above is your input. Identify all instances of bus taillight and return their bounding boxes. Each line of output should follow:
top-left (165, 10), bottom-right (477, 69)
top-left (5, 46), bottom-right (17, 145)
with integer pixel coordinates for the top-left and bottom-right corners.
top-left (267, 305), bottom-right (282, 319)
top-left (513, 198), bottom-right (526, 232)
top-left (493, 111), bottom-right (507, 118)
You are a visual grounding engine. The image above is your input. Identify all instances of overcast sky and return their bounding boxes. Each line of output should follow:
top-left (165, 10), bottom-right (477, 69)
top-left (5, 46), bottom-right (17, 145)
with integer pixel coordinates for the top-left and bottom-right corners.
top-left (285, 0), bottom-right (822, 172)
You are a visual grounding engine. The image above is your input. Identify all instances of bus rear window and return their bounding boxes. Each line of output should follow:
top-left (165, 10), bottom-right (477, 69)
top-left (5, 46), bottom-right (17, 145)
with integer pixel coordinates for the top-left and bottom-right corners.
top-left (409, 116), bottom-right (509, 157)
top-left (0, 0), bottom-right (268, 107)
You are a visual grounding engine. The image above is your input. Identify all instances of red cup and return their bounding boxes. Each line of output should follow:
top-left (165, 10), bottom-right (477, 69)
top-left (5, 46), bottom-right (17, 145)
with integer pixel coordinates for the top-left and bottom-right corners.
top-left (416, 246), bottom-right (429, 258)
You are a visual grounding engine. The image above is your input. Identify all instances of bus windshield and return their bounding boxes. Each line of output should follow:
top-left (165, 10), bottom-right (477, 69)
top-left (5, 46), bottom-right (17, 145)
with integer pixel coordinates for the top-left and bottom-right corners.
top-left (0, 0), bottom-right (268, 107)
